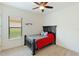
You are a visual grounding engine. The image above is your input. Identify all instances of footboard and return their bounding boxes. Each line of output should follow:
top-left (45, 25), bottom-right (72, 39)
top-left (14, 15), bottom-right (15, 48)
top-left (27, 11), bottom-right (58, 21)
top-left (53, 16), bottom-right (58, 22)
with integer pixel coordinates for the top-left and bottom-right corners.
top-left (24, 35), bottom-right (36, 55)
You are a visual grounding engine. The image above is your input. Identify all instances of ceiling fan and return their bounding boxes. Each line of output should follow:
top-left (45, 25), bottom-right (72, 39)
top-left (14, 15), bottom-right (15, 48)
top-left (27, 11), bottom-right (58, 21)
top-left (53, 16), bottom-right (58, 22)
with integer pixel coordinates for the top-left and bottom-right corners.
top-left (33, 2), bottom-right (53, 12)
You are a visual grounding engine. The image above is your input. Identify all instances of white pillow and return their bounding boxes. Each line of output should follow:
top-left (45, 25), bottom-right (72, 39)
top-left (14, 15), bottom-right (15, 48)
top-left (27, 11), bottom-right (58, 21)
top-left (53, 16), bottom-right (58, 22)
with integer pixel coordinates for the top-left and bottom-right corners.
top-left (41, 31), bottom-right (45, 36)
top-left (44, 32), bottom-right (48, 36)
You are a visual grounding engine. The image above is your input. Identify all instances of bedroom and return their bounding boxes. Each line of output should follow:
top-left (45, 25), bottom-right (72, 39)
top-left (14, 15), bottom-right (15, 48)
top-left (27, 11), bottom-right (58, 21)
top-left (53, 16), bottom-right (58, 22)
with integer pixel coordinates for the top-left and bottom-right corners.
top-left (0, 2), bottom-right (79, 56)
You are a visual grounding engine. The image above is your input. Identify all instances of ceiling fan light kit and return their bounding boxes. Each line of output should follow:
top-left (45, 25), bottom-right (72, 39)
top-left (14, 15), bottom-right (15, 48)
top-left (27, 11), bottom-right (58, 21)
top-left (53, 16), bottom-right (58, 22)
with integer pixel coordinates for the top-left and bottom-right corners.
top-left (39, 6), bottom-right (45, 10)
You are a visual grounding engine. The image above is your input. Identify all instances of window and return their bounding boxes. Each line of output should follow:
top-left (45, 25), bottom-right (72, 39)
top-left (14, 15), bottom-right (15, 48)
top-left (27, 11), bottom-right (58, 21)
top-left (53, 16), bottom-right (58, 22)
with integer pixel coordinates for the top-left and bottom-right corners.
top-left (8, 16), bottom-right (22, 39)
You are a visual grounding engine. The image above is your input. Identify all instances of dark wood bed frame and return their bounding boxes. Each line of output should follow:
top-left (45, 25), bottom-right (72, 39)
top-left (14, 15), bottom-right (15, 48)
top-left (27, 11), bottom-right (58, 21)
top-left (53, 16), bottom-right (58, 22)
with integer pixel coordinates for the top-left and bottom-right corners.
top-left (24, 26), bottom-right (57, 55)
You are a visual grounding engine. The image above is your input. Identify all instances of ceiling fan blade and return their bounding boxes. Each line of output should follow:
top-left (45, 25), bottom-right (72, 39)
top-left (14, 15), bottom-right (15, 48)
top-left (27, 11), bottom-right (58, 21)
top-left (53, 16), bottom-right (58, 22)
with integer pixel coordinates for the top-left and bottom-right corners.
top-left (32, 7), bottom-right (39, 9)
top-left (43, 2), bottom-right (48, 5)
top-left (40, 2), bottom-right (43, 5)
top-left (34, 2), bottom-right (40, 5)
top-left (40, 2), bottom-right (48, 6)
top-left (45, 6), bottom-right (53, 9)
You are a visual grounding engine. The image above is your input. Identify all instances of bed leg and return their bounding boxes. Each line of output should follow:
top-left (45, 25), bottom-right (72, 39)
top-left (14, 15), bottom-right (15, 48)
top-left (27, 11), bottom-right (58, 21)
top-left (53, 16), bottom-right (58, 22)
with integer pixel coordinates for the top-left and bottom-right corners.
top-left (32, 39), bottom-right (36, 55)
top-left (54, 35), bottom-right (56, 45)
top-left (24, 35), bottom-right (27, 46)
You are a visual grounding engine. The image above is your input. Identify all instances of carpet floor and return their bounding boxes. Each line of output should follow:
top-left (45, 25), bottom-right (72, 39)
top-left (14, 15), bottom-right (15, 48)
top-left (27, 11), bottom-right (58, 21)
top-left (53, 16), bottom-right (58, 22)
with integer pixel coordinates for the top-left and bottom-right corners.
top-left (0, 45), bottom-right (79, 56)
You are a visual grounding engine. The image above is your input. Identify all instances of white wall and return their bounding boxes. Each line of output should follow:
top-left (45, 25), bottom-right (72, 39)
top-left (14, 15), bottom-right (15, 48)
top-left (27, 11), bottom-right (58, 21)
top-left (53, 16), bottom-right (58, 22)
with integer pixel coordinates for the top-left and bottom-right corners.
top-left (0, 5), bottom-right (2, 51)
top-left (0, 4), bottom-right (43, 50)
top-left (43, 3), bottom-right (79, 53)
top-left (0, 16), bottom-right (1, 51)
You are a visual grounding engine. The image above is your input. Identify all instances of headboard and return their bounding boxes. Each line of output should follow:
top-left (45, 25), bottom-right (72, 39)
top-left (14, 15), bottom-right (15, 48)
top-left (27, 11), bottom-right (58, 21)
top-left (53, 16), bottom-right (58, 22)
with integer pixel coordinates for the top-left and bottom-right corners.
top-left (43, 26), bottom-right (56, 44)
top-left (43, 26), bottom-right (56, 35)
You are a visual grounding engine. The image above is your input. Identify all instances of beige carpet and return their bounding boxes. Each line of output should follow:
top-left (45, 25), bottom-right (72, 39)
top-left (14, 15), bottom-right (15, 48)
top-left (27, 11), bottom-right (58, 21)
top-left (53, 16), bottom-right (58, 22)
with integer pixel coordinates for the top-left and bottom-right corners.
top-left (0, 45), bottom-right (79, 56)
top-left (36, 45), bottom-right (79, 56)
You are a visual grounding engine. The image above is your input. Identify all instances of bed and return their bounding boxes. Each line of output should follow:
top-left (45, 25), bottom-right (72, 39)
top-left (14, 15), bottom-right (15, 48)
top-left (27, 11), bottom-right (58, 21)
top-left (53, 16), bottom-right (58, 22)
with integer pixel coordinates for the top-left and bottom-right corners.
top-left (24, 26), bottom-right (56, 55)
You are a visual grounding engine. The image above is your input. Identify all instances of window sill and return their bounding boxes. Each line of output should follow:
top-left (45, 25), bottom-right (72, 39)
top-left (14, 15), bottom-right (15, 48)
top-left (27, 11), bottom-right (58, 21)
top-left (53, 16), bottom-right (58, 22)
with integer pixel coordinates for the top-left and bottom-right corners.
top-left (9, 37), bottom-right (22, 40)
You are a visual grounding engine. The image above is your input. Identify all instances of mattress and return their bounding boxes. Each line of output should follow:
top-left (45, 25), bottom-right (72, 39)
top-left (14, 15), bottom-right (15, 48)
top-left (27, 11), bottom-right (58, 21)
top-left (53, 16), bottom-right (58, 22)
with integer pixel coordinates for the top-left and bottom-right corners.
top-left (26, 34), bottom-right (47, 43)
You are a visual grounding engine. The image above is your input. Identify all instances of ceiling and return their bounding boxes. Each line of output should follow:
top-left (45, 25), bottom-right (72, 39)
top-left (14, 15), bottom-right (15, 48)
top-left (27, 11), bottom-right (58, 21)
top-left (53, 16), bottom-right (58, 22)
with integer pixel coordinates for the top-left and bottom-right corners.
top-left (1, 2), bottom-right (78, 15)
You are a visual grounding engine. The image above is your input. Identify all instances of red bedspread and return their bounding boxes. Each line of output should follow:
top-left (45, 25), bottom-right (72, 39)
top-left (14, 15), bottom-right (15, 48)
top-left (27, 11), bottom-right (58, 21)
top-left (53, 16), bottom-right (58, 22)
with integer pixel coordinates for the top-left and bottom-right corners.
top-left (36, 33), bottom-right (55, 49)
